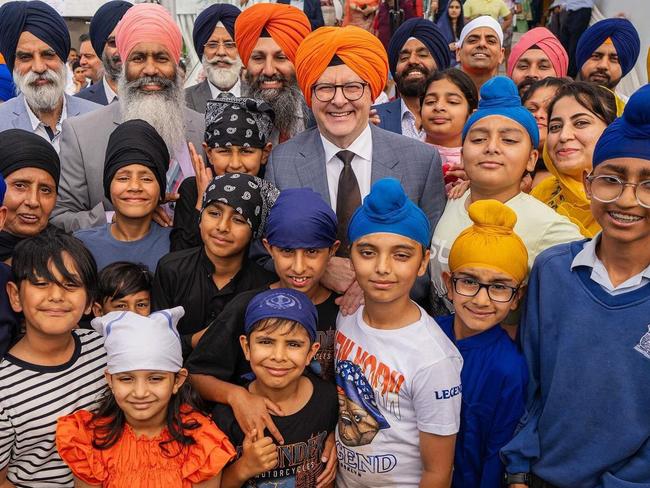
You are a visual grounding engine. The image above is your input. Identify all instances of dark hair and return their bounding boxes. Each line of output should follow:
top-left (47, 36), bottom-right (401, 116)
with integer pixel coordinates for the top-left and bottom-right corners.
top-left (90, 378), bottom-right (204, 455)
top-left (72, 60), bottom-right (82, 71)
top-left (96, 262), bottom-right (153, 305)
top-left (420, 68), bottom-right (479, 113)
top-left (12, 228), bottom-right (98, 306)
top-left (247, 317), bottom-right (313, 344)
top-left (79, 33), bottom-right (90, 44)
top-left (520, 77), bottom-right (572, 105)
top-left (445, 0), bottom-right (465, 39)
top-left (547, 81), bottom-right (618, 127)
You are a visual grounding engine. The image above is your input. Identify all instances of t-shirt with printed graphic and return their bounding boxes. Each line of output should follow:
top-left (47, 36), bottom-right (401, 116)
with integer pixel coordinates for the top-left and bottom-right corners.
top-left (334, 304), bottom-right (463, 488)
top-left (212, 374), bottom-right (338, 487)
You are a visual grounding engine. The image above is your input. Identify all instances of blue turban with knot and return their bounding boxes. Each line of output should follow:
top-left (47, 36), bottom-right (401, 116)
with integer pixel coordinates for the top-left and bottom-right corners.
top-left (387, 18), bottom-right (451, 77)
top-left (576, 18), bottom-right (640, 78)
top-left (89, 1), bottom-right (132, 59)
top-left (336, 360), bottom-right (390, 430)
top-left (593, 83), bottom-right (650, 167)
top-left (193, 3), bottom-right (241, 60)
top-left (0, 0), bottom-right (70, 73)
top-left (462, 76), bottom-right (539, 148)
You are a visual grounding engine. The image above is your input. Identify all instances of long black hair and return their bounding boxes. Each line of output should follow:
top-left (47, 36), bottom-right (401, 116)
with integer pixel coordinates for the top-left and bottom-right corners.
top-left (89, 376), bottom-right (205, 457)
top-left (444, 0), bottom-right (465, 40)
top-left (420, 68), bottom-right (479, 114)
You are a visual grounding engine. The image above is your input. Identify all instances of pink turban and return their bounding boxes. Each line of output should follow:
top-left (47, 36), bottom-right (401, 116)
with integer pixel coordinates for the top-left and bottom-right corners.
top-left (115, 3), bottom-right (183, 65)
top-left (507, 27), bottom-right (568, 78)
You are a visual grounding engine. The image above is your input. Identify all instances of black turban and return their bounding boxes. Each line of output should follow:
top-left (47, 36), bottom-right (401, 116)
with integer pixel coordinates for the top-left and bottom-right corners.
top-left (192, 3), bottom-right (241, 60)
top-left (89, 0), bottom-right (132, 58)
top-left (0, 0), bottom-right (70, 73)
top-left (0, 129), bottom-right (60, 189)
top-left (204, 96), bottom-right (275, 149)
top-left (103, 120), bottom-right (170, 202)
top-left (387, 17), bottom-right (450, 78)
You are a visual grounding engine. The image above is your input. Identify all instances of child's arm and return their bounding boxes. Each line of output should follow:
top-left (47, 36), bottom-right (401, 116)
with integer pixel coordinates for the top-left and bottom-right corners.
top-left (220, 429), bottom-right (278, 488)
top-left (0, 467), bottom-right (16, 488)
top-left (74, 478), bottom-right (102, 488)
top-left (192, 472), bottom-right (221, 488)
top-left (419, 432), bottom-right (456, 488)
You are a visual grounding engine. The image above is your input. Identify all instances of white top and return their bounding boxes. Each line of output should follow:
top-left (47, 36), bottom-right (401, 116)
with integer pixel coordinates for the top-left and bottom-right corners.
top-left (102, 76), bottom-right (118, 104)
top-left (208, 77), bottom-right (242, 98)
top-left (430, 191), bottom-right (582, 309)
top-left (335, 305), bottom-right (462, 488)
top-left (321, 124), bottom-right (373, 212)
top-left (400, 99), bottom-right (425, 141)
top-left (24, 96), bottom-right (67, 153)
top-left (571, 233), bottom-right (650, 295)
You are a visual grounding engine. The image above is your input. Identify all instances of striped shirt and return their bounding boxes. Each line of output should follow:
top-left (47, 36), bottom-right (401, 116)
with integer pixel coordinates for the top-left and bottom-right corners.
top-left (0, 329), bottom-right (107, 487)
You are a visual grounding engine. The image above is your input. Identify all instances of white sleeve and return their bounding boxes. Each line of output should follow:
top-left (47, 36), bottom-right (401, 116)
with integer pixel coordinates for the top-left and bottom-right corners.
top-left (0, 405), bottom-right (15, 469)
top-left (411, 356), bottom-right (462, 436)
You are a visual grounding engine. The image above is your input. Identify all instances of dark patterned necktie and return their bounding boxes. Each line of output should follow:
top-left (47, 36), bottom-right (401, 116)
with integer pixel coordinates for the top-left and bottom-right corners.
top-left (335, 150), bottom-right (361, 257)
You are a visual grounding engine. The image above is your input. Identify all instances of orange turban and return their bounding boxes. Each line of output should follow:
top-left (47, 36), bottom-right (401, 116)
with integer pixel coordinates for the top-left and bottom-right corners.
top-left (115, 3), bottom-right (183, 65)
top-left (235, 4), bottom-right (311, 66)
top-left (295, 26), bottom-right (388, 108)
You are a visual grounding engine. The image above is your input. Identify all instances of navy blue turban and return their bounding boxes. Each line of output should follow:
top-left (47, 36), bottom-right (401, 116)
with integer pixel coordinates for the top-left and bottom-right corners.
top-left (0, 0), bottom-right (70, 73)
top-left (245, 288), bottom-right (318, 341)
top-left (192, 3), bottom-right (241, 60)
top-left (593, 83), bottom-right (650, 167)
top-left (89, 0), bottom-right (132, 58)
top-left (576, 18), bottom-right (640, 78)
top-left (387, 18), bottom-right (451, 78)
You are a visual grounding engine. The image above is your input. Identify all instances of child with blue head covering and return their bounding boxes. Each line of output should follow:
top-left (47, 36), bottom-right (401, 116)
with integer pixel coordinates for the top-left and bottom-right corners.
top-left (337, 177), bottom-right (463, 487)
top-left (430, 76), bottom-right (582, 317)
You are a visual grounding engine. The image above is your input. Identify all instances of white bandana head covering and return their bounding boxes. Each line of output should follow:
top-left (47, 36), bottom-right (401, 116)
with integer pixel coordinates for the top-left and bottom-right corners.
top-left (458, 15), bottom-right (504, 47)
top-left (91, 307), bottom-right (185, 374)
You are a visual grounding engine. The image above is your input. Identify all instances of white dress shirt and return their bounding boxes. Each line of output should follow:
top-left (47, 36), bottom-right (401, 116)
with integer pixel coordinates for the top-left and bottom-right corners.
top-left (208, 77), bottom-right (241, 98)
top-left (24, 96), bottom-right (67, 153)
top-left (321, 124), bottom-right (373, 212)
top-left (102, 76), bottom-right (118, 104)
top-left (400, 99), bottom-right (425, 141)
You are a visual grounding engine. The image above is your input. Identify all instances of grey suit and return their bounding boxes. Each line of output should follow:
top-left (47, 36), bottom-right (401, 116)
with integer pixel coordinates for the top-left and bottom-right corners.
top-left (51, 102), bottom-right (205, 232)
top-left (184, 80), bottom-right (212, 114)
top-left (0, 93), bottom-right (101, 136)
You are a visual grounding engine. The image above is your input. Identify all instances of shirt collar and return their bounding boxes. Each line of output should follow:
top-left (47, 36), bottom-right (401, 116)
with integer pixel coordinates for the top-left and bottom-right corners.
top-left (24, 95), bottom-right (67, 131)
top-left (208, 77), bottom-right (241, 98)
top-left (103, 76), bottom-right (118, 104)
top-left (400, 98), bottom-right (413, 121)
top-left (320, 124), bottom-right (373, 163)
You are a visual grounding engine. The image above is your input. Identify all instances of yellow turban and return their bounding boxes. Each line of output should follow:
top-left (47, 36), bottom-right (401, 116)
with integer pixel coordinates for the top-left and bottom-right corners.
top-left (295, 26), bottom-right (388, 108)
top-left (449, 200), bottom-right (528, 283)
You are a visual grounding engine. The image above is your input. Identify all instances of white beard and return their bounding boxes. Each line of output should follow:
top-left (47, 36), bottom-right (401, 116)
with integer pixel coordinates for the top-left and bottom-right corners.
top-left (117, 69), bottom-right (186, 153)
top-left (13, 64), bottom-right (66, 113)
top-left (202, 54), bottom-right (242, 91)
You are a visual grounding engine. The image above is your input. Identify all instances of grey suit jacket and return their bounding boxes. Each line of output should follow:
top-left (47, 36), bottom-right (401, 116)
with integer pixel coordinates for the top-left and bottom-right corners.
top-left (51, 102), bottom-right (205, 232)
top-left (0, 93), bottom-right (101, 135)
top-left (184, 80), bottom-right (212, 114)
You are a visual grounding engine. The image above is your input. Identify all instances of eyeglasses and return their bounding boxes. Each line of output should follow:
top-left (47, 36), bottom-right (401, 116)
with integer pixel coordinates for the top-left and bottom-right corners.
top-left (585, 174), bottom-right (650, 209)
top-left (451, 276), bottom-right (519, 303)
top-left (204, 41), bottom-right (237, 51)
top-left (312, 82), bottom-right (368, 102)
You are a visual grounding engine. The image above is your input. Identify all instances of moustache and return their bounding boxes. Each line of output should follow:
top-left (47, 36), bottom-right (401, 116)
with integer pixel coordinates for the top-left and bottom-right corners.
top-left (206, 56), bottom-right (236, 66)
top-left (129, 75), bottom-right (175, 91)
top-left (24, 70), bottom-right (59, 85)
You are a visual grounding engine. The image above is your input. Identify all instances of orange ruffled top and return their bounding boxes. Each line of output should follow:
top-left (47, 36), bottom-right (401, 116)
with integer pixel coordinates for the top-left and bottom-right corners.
top-left (56, 409), bottom-right (236, 488)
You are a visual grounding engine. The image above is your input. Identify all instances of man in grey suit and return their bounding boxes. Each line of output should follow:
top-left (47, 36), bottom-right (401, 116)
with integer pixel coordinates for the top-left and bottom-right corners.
top-left (266, 27), bottom-right (446, 306)
top-left (51, 3), bottom-right (204, 233)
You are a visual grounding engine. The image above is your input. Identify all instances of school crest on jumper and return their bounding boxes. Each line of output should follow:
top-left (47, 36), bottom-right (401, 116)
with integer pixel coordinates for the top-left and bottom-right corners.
top-left (634, 325), bottom-right (650, 359)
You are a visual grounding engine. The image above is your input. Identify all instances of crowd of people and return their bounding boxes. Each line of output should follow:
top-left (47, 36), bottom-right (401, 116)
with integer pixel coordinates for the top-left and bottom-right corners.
top-left (0, 0), bottom-right (648, 487)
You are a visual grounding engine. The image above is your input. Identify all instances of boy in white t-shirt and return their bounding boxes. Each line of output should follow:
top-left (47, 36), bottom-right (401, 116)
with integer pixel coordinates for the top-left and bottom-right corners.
top-left (430, 76), bottom-right (582, 315)
top-left (335, 178), bottom-right (463, 488)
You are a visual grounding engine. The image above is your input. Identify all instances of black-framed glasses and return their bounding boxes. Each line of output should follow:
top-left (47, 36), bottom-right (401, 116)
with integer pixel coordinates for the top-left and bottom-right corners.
top-left (451, 276), bottom-right (519, 303)
top-left (585, 174), bottom-right (650, 209)
top-left (312, 82), bottom-right (368, 102)
top-left (204, 40), bottom-right (237, 51)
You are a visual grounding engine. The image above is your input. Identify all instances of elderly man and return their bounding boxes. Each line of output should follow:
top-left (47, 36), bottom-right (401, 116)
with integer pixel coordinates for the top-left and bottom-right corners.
top-left (51, 3), bottom-right (204, 232)
top-left (266, 26), bottom-right (446, 306)
top-left (576, 17), bottom-right (640, 93)
top-left (76, 1), bottom-right (132, 105)
top-left (78, 33), bottom-right (103, 85)
top-left (0, 0), bottom-right (100, 151)
top-left (185, 4), bottom-right (242, 114)
top-left (507, 27), bottom-right (568, 94)
top-left (235, 3), bottom-right (313, 143)
top-left (375, 18), bottom-right (451, 139)
top-left (457, 15), bottom-right (504, 91)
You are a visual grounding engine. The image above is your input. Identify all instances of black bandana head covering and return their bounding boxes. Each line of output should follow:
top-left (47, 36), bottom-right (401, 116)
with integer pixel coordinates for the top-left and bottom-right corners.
top-left (0, 129), bottom-right (60, 189)
top-left (192, 3), bottom-right (241, 60)
top-left (89, 0), bottom-right (132, 58)
top-left (0, 0), bottom-right (71, 73)
top-left (103, 119), bottom-right (170, 202)
top-left (201, 173), bottom-right (279, 239)
top-left (204, 96), bottom-right (275, 149)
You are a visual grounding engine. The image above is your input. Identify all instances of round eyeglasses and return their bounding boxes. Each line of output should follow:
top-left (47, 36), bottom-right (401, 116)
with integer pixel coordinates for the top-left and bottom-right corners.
top-left (311, 82), bottom-right (368, 103)
top-left (585, 174), bottom-right (650, 209)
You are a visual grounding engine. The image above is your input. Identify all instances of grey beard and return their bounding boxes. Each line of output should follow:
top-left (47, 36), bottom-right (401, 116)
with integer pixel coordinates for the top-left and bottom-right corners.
top-left (102, 50), bottom-right (122, 82)
top-left (117, 70), bottom-right (186, 153)
top-left (202, 54), bottom-right (242, 91)
top-left (244, 73), bottom-right (307, 136)
top-left (13, 64), bottom-right (66, 113)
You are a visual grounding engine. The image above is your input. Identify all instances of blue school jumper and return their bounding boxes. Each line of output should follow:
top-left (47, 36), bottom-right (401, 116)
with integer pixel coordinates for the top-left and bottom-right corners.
top-left (501, 241), bottom-right (650, 488)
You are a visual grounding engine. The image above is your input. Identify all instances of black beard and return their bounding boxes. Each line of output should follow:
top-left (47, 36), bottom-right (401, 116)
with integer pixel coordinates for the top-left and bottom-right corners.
top-left (395, 67), bottom-right (430, 98)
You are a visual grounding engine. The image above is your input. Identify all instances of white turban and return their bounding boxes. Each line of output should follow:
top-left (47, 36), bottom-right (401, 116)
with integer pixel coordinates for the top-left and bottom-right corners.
top-left (458, 15), bottom-right (504, 47)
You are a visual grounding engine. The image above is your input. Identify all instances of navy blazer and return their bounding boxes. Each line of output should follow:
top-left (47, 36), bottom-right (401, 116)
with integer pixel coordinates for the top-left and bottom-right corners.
top-left (373, 98), bottom-right (402, 135)
top-left (75, 81), bottom-right (109, 106)
top-left (277, 0), bottom-right (324, 30)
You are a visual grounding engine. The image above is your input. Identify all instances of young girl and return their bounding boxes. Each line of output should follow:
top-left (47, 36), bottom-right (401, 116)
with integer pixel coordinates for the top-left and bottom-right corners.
top-left (56, 307), bottom-right (236, 487)
top-left (92, 261), bottom-right (153, 317)
top-left (436, 0), bottom-right (464, 65)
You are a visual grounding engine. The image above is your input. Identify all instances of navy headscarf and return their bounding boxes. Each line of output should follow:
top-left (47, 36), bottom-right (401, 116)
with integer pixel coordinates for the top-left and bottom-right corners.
top-left (89, 0), bottom-right (133, 58)
top-left (576, 18), bottom-right (640, 78)
top-left (0, 0), bottom-right (70, 73)
top-left (387, 18), bottom-right (451, 77)
top-left (192, 3), bottom-right (241, 60)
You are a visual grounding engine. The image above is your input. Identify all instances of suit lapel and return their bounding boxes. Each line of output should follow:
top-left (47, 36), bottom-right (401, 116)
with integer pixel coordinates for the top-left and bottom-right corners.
top-left (370, 125), bottom-right (402, 184)
top-left (11, 96), bottom-right (35, 131)
top-left (197, 80), bottom-right (211, 109)
top-left (296, 130), bottom-right (331, 205)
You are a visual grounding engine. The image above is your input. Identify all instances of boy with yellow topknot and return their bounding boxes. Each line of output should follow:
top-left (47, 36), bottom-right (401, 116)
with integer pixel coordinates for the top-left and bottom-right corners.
top-left (437, 199), bottom-right (529, 488)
